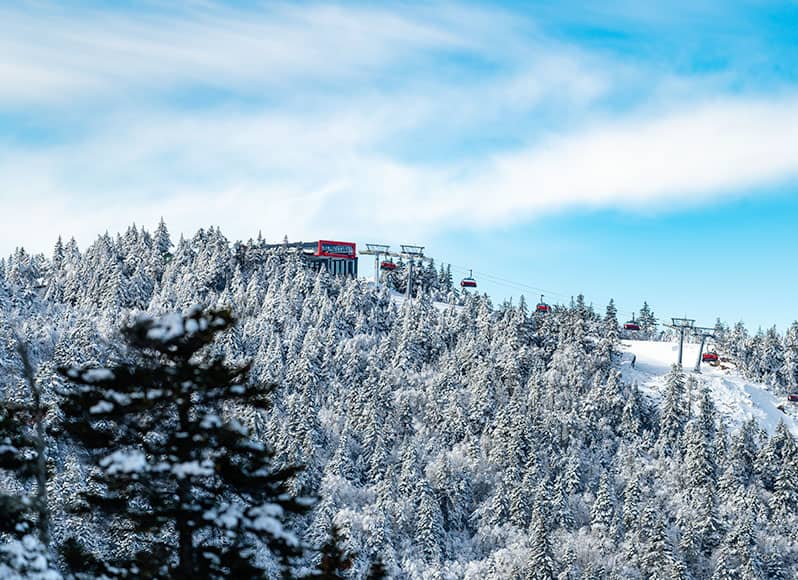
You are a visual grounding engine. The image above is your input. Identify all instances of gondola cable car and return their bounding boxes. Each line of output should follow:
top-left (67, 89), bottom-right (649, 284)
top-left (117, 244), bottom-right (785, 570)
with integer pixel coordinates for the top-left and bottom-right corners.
top-left (702, 351), bottom-right (719, 363)
top-left (380, 259), bottom-right (397, 271)
top-left (623, 315), bottom-right (640, 331)
top-left (536, 294), bottom-right (551, 313)
top-left (460, 270), bottom-right (477, 289)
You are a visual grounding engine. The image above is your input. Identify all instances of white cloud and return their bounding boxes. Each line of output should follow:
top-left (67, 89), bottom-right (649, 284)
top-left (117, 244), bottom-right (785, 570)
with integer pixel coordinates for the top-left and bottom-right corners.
top-left (0, 2), bottom-right (797, 255)
top-left (0, 3), bottom-right (470, 104)
top-left (450, 94), bottom-right (798, 223)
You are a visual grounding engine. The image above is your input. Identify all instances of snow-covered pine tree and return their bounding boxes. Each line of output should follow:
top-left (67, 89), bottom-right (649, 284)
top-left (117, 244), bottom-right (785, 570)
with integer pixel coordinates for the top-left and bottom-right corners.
top-left (59, 307), bottom-right (310, 578)
top-left (306, 525), bottom-right (353, 579)
top-left (0, 399), bottom-right (60, 579)
top-left (658, 364), bottom-right (688, 455)
top-left (638, 301), bottom-right (658, 339)
top-left (524, 503), bottom-right (555, 579)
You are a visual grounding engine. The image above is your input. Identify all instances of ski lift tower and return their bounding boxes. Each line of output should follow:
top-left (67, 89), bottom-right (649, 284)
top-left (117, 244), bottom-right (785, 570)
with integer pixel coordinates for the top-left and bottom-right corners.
top-left (400, 244), bottom-right (425, 299)
top-left (361, 243), bottom-right (391, 282)
top-left (692, 327), bottom-right (715, 373)
top-left (667, 317), bottom-right (695, 367)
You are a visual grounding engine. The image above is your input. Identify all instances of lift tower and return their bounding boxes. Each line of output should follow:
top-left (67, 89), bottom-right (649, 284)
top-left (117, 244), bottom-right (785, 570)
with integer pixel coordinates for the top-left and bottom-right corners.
top-left (667, 317), bottom-right (695, 367)
top-left (693, 327), bottom-right (715, 373)
top-left (400, 245), bottom-right (426, 299)
top-left (361, 243), bottom-right (391, 282)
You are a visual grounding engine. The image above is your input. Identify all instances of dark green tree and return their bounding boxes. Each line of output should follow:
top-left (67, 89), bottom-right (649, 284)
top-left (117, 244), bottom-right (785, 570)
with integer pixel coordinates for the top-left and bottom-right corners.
top-left (0, 343), bottom-right (58, 577)
top-left (59, 307), bottom-right (311, 579)
top-left (306, 525), bottom-right (353, 579)
top-left (365, 556), bottom-right (388, 580)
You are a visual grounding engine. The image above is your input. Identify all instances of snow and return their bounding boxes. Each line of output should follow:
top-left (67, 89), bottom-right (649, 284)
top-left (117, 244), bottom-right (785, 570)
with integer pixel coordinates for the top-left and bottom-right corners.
top-left (145, 312), bottom-right (184, 341)
top-left (82, 368), bottom-right (114, 382)
top-left (387, 288), bottom-right (461, 313)
top-left (200, 414), bottom-right (222, 429)
top-left (202, 502), bottom-right (297, 545)
top-left (619, 339), bottom-right (798, 436)
top-left (89, 400), bottom-right (113, 414)
top-left (0, 535), bottom-right (61, 579)
top-left (171, 459), bottom-right (214, 479)
top-left (100, 449), bottom-right (147, 475)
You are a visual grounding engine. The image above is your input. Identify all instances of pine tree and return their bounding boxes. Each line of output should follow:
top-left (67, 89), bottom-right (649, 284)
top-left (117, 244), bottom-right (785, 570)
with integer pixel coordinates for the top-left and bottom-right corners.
top-left (0, 402), bottom-right (59, 579)
top-left (307, 525), bottom-right (353, 579)
top-left (638, 302), bottom-right (658, 338)
top-left (365, 556), bottom-right (388, 579)
top-left (0, 343), bottom-right (58, 578)
top-left (415, 480), bottom-right (444, 563)
top-left (59, 307), bottom-right (311, 578)
top-left (781, 322), bottom-right (798, 392)
top-left (524, 504), bottom-right (554, 580)
top-left (658, 364), bottom-right (688, 454)
top-left (590, 473), bottom-right (614, 531)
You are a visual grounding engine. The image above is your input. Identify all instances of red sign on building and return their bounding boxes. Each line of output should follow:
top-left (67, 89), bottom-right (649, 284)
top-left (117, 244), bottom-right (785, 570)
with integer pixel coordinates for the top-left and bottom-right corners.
top-left (316, 240), bottom-right (356, 259)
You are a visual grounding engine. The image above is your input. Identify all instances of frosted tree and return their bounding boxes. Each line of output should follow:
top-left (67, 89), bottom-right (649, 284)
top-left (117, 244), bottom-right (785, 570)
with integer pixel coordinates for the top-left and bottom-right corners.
top-left (306, 525), bottom-right (353, 579)
top-left (711, 516), bottom-right (764, 580)
top-left (658, 364), bottom-right (688, 454)
top-left (781, 322), bottom-right (798, 392)
top-left (590, 472), bottom-right (614, 532)
top-left (0, 393), bottom-right (60, 579)
top-left (638, 302), bottom-right (658, 339)
top-left (415, 479), bottom-right (444, 563)
top-left (524, 504), bottom-right (555, 579)
top-left (59, 307), bottom-right (310, 578)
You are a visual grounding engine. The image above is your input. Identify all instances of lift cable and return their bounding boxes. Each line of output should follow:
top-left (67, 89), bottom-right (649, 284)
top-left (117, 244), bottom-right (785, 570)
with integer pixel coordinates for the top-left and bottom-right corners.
top-left (444, 263), bottom-right (640, 320)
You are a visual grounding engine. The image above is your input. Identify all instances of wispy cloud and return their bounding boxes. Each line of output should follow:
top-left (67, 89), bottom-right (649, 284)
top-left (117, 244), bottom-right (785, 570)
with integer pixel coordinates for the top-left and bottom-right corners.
top-left (0, 1), bottom-right (797, 254)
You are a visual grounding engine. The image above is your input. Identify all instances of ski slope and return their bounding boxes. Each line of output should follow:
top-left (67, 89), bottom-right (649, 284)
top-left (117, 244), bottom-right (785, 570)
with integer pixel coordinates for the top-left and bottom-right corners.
top-left (619, 339), bottom-right (798, 436)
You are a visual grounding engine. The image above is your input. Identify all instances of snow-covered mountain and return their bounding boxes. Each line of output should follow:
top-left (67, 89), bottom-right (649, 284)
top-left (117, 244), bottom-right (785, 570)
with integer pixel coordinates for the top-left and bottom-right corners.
top-left (1, 223), bottom-right (798, 578)
top-left (620, 339), bottom-right (798, 436)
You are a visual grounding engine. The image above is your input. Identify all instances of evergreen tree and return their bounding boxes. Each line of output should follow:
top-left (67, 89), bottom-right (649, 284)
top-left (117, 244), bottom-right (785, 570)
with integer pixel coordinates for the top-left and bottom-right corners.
top-left (415, 480), bottom-right (444, 563)
top-left (59, 307), bottom-right (310, 578)
top-left (0, 399), bottom-right (59, 578)
top-left (307, 525), bottom-right (353, 579)
top-left (524, 504), bottom-right (554, 580)
top-left (0, 341), bottom-right (57, 579)
top-left (365, 556), bottom-right (388, 580)
top-left (590, 473), bottom-right (614, 532)
top-left (658, 364), bottom-right (688, 454)
top-left (638, 302), bottom-right (658, 338)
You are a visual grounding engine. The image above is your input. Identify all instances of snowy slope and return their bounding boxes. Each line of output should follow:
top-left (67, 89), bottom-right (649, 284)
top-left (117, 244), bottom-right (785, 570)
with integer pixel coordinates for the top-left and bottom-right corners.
top-left (619, 339), bottom-right (798, 436)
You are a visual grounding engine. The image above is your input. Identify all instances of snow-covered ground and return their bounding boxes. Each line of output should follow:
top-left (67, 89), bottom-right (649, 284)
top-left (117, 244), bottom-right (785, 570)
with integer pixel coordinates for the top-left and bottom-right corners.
top-left (385, 287), bottom-right (461, 312)
top-left (619, 339), bottom-right (798, 436)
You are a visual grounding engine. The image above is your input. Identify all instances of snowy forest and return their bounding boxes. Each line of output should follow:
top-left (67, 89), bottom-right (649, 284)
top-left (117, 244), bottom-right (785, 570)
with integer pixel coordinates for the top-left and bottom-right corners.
top-left (2, 222), bottom-right (798, 579)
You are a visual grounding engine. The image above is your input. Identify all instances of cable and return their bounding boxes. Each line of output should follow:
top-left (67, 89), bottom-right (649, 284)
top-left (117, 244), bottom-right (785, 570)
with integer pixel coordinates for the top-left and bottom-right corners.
top-left (445, 262), bottom-right (640, 320)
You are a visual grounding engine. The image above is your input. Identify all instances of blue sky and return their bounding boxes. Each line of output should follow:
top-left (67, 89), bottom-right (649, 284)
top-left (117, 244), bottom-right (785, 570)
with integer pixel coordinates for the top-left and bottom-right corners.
top-left (1, 1), bottom-right (797, 329)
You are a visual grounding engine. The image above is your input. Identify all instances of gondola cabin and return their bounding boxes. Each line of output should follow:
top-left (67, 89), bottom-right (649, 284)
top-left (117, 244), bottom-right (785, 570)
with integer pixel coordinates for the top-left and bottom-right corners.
top-left (702, 352), bottom-right (719, 362)
top-left (536, 295), bottom-right (551, 313)
top-left (789, 393), bottom-right (798, 403)
top-left (623, 315), bottom-right (640, 331)
top-left (460, 270), bottom-right (477, 289)
top-left (380, 260), bottom-right (397, 271)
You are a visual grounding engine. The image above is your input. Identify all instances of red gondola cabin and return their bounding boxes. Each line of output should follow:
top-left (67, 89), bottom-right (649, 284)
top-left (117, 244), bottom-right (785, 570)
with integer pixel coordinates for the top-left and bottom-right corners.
top-left (380, 260), bottom-right (397, 271)
top-left (536, 295), bottom-right (551, 313)
top-left (788, 393), bottom-right (798, 403)
top-left (460, 269), bottom-right (477, 289)
top-left (702, 352), bottom-right (719, 362)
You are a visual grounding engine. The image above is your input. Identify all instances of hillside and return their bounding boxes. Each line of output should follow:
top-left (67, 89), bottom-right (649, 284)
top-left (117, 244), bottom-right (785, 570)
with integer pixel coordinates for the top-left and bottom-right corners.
top-left (620, 339), bottom-right (798, 436)
top-left (1, 224), bottom-right (798, 578)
